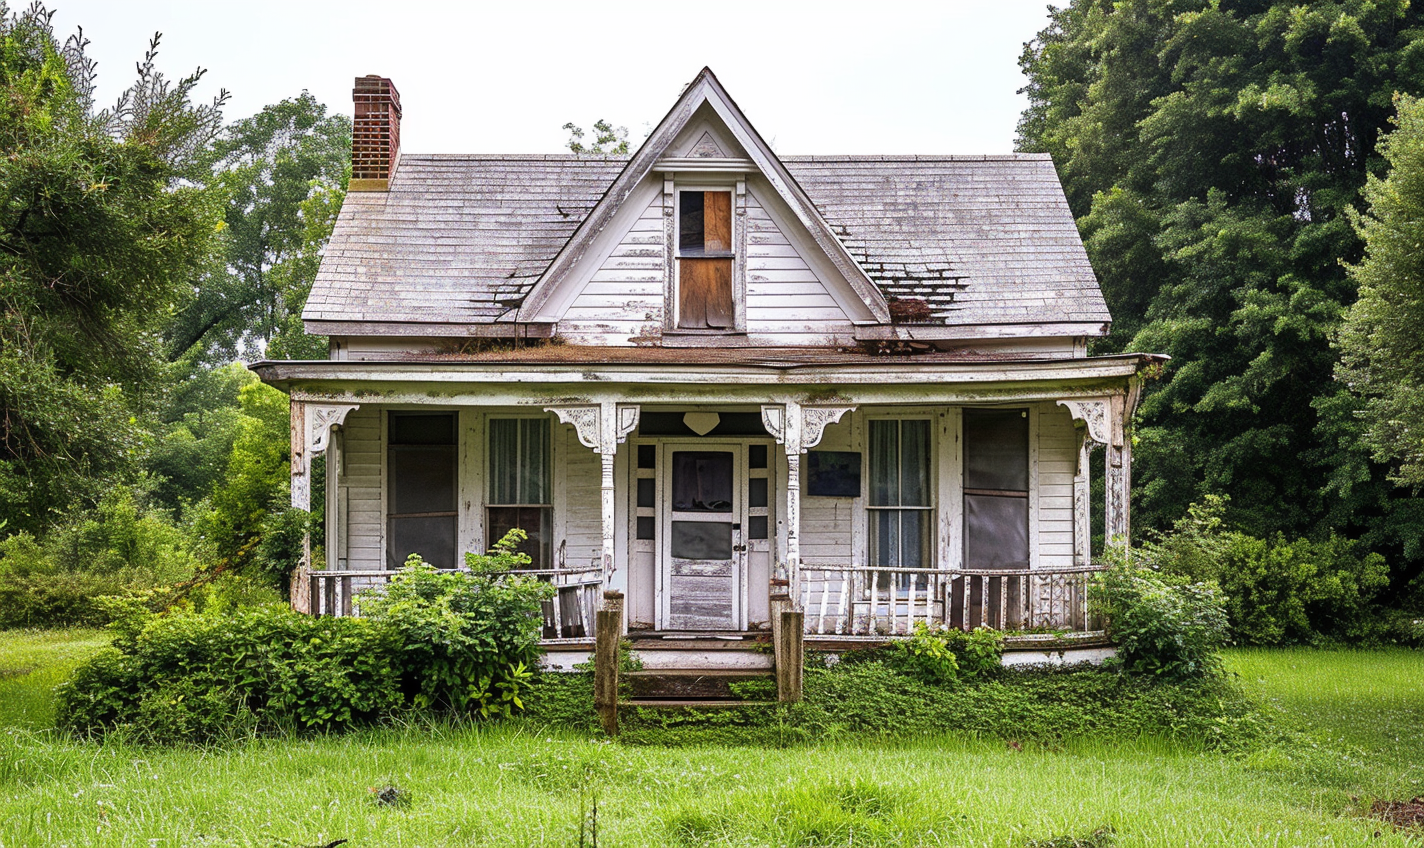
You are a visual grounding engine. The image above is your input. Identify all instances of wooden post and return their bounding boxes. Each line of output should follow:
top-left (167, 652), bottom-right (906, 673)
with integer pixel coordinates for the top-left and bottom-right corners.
top-left (594, 590), bottom-right (623, 736)
top-left (776, 609), bottom-right (804, 703)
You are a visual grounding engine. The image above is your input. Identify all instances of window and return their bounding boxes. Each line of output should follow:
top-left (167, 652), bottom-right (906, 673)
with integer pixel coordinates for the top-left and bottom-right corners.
top-left (868, 420), bottom-right (932, 579)
top-left (962, 408), bottom-right (1029, 570)
top-left (387, 412), bottom-right (457, 569)
top-left (677, 190), bottom-right (734, 329)
top-left (487, 418), bottom-right (552, 568)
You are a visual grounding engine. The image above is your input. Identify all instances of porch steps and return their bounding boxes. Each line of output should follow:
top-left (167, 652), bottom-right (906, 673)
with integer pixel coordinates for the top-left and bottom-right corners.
top-left (625, 668), bottom-right (774, 701)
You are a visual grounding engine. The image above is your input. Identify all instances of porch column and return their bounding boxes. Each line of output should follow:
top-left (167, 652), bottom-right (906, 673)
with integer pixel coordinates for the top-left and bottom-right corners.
top-left (1105, 393), bottom-right (1131, 549)
top-left (289, 399), bottom-right (361, 612)
top-left (546, 403), bottom-right (640, 597)
top-left (761, 403), bottom-right (855, 604)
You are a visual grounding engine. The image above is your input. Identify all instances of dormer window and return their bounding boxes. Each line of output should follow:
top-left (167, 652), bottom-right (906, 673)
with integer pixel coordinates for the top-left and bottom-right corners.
top-left (677, 190), bottom-right (734, 329)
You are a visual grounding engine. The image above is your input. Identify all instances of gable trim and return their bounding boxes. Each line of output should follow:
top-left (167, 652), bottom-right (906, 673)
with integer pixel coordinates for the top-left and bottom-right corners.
top-left (517, 67), bottom-right (891, 324)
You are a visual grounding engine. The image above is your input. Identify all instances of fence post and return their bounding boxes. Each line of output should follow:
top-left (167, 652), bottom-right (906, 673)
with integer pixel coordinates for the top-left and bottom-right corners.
top-left (776, 608), bottom-right (804, 703)
top-left (594, 590), bottom-right (623, 736)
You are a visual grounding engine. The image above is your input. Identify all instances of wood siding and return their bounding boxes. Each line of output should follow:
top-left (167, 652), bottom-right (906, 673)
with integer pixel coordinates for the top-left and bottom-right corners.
top-left (559, 193), bottom-right (666, 344)
top-left (1036, 403), bottom-right (1078, 568)
top-left (743, 192), bottom-right (856, 344)
top-left (340, 406), bottom-right (383, 569)
top-left (557, 422), bottom-right (603, 569)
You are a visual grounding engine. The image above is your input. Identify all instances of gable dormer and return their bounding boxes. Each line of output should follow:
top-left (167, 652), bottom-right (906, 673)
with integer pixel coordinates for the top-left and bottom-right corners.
top-left (518, 69), bottom-right (890, 346)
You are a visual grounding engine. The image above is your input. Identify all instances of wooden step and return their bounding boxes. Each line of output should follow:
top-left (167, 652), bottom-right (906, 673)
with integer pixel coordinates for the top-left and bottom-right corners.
top-left (619, 699), bottom-right (777, 710)
top-left (626, 668), bottom-right (774, 700)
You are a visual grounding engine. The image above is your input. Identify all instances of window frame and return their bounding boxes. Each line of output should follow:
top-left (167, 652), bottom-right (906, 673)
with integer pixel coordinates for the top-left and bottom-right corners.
top-left (384, 410), bottom-right (459, 570)
top-left (484, 414), bottom-right (555, 569)
top-left (669, 181), bottom-right (745, 334)
top-left (863, 415), bottom-right (936, 589)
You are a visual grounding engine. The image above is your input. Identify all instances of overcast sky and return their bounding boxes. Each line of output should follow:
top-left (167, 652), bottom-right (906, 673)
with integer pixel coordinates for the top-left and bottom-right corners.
top-left (51, 1), bottom-right (1055, 156)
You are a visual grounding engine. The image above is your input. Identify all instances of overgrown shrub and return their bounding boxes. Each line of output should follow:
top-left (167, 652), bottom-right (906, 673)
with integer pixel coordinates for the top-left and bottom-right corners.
top-left (1215, 533), bottom-right (1389, 645)
top-left (887, 624), bottom-right (1004, 685)
top-left (0, 487), bottom-right (200, 629)
top-left (56, 532), bottom-right (553, 743)
top-left (1095, 563), bottom-right (1229, 681)
top-left (1144, 496), bottom-right (1394, 645)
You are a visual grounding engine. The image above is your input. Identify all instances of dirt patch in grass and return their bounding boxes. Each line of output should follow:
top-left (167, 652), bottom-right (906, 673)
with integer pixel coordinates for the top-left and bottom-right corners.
top-left (1371, 797), bottom-right (1424, 831)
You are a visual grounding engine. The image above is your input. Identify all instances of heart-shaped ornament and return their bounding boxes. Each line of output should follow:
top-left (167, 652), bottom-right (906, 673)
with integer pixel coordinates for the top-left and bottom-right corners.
top-left (683, 412), bottom-right (721, 436)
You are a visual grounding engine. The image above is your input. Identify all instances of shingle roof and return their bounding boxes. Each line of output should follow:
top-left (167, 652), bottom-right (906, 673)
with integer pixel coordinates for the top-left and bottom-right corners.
top-left (303, 152), bottom-right (1110, 329)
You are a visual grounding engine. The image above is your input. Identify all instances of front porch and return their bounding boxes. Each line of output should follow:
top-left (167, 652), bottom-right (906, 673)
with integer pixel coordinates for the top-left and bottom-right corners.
top-left (266, 354), bottom-right (1152, 657)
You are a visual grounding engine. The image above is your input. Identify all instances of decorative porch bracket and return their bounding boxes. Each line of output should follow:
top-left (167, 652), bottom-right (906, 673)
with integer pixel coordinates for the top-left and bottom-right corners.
top-left (546, 403), bottom-right (641, 588)
top-left (1056, 396), bottom-right (1131, 557)
top-left (761, 403), bottom-right (855, 597)
top-left (289, 401), bottom-right (360, 613)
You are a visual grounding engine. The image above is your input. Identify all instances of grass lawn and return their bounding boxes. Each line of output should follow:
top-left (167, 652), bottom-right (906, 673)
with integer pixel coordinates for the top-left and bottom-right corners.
top-left (0, 636), bottom-right (1420, 847)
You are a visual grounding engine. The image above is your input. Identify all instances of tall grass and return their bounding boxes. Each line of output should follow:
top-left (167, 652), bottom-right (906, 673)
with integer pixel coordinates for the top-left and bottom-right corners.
top-left (0, 637), bottom-right (1419, 846)
top-left (0, 628), bottom-right (108, 729)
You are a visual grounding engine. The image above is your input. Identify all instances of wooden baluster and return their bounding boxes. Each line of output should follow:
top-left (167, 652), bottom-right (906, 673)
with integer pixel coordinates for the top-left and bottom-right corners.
top-left (836, 572), bottom-right (849, 635)
top-left (818, 574), bottom-right (831, 636)
top-left (341, 577), bottom-right (352, 617)
top-left (868, 571), bottom-right (879, 636)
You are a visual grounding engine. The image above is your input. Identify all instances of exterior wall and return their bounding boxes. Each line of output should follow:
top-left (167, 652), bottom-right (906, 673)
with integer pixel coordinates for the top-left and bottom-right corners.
top-left (328, 402), bottom-right (1090, 608)
top-left (1036, 403), bottom-right (1078, 568)
top-left (743, 191), bottom-right (856, 344)
top-left (559, 193), bottom-right (666, 345)
top-left (339, 406), bottom-right (384, 569)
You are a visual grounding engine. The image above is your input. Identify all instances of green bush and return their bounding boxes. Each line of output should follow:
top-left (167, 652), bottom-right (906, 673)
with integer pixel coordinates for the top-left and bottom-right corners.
top-left (1095, 563), bottom-right (1229, 681)
top-left (56, 532), bottom-right (553, 743)
top-left (1215, 533), bottom-right (1389, 645)
top-left (886, 624), bottom-right (1004, 685)
top-left (0, 487), bottom-right (201, 629)
top-left (359, 534), bottom-right (553, 717)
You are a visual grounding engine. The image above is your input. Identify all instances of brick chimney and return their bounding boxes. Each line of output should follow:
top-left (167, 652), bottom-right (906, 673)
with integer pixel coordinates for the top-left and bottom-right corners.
top-left (350, 75), bottom-right (401, 191)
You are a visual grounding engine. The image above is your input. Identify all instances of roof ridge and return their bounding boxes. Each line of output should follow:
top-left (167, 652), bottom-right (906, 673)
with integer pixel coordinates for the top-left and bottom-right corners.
top-left (398, 153), bottom-right (1050, 162)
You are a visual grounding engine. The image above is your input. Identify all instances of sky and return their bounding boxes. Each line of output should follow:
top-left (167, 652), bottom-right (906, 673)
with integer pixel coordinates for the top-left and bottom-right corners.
top-left (50, 1), bottom-right (1056, 156)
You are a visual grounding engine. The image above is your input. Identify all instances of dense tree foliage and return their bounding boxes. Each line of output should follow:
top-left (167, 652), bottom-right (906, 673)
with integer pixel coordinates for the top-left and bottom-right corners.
top-left (0, 9), bottom-right (226, 534)
top-left (1018, 0), bottom-right (1424, 596)
top-left (1338, 93), bottom-right (1424, 490)
top-left (169, 94), bottom-right (349, 364)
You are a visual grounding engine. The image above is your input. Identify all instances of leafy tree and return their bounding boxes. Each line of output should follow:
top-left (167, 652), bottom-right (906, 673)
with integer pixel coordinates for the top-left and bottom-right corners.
top-left (0, 8), bottom-right (226, 534)
top-left (1017, 0), bottom-right (1424, 589)
top-left (563, 119), bottom-right (629, 155)
top-left (1338, 93), bottom-right (1424, 490)
top-left (146, 362), bottom-right (249, 515)
top-left (169, 93), bottom-right (349, 364)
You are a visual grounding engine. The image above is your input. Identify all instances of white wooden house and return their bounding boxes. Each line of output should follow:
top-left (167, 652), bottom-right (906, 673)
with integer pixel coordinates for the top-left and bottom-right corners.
top-left (253, 69), bottom-right (1160, 660)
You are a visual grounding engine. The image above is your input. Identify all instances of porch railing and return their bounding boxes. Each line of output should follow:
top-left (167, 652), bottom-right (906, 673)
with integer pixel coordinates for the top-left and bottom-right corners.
top-left (798, 565), bottom-right (1106, 637)
top-left (308, 565), bottom-right (604, 640)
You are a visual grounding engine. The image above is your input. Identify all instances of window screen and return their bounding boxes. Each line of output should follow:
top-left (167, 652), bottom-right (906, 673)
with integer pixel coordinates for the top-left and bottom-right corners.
top-left (387, 412), bottom-right (457, 569)
top-left (867, 419), bottom-right (931, 570)
top-left (487, 418), bottom-right (552, 567)
top-left (963, 409), bottom-right (1029, 570)
top-left (677, 190), bottom-right (734, 329)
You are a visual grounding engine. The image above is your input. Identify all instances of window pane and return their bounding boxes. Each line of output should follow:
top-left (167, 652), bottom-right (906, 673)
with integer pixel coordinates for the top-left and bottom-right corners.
top-left (388, 515), bottom-right (456, 570)
top-left (870, 509), bottom-right (901, 567)
top-left (389, 413), bottom-right (454, 446)
top-left (518, 418), bottom-right (549, 505)
top-left (964, 494), bottom-right (1029, 570)
top-left (869, 420), bottom-right (898, 506)
top-left (748, 477), bottom-right (768, 508)
top-left (679, 191), bottom-right (704, 253)
top-left (704, 191), bottom-right (731, 252)
top-left (487, 506), bottom-right (551, 567)
top-left (748, 515), bottom-right (768, 539)
top-left (964, 409), bottom-right (1029, 492)
top-left (748, 444), bottom-right (768, 468)
top-left (488, 418), bottom-right (519, 504)
top-left (671, 451), bottom-right (733, 512)
top-left (389, 446), bottom-right (456, 515)
top-left (636, 516), bottom-right (656, 540)
top-left (637, 444), bottom-right (656, 468)
top-left (670, 521), bottom-right (733, 560)
top-left (679, 257), bottom-right (733, 329)
top-left (900, 420), bottom-right (930, 506)
top-left (489, 418), bottom-right (550, 505)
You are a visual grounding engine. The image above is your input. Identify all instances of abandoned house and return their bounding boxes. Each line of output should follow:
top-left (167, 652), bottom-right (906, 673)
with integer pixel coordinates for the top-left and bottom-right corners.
top-left (253, 68), bottom-right (1162, 669)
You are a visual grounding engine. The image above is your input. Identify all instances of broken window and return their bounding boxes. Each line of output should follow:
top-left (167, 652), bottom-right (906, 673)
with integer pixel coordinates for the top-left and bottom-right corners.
top-left (387, 412), bottom-right (457, 569)
top-left (487, 417), bottom-right (552, 568)
top-left (677, 190), bottom-right (734, 329)
top-left (868, 419), bottom-right (932, 577)
top-left (963, 408), bottom-right (1029, 570)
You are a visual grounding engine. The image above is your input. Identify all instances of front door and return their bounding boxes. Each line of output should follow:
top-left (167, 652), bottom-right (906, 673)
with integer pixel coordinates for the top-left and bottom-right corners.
top-left (659, 443), bottom-right (745, 630)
